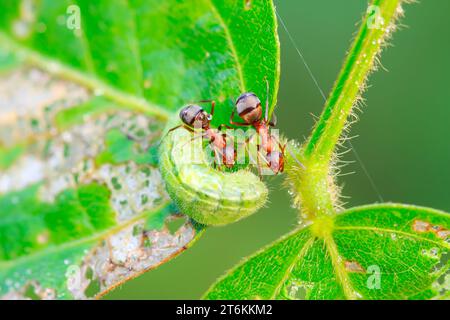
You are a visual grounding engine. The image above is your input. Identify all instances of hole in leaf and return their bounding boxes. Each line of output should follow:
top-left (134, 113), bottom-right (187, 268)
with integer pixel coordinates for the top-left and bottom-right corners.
top-left (24, 283), bottom-right (41, 300)
top-left (166, 216), bottom-right (186, 235)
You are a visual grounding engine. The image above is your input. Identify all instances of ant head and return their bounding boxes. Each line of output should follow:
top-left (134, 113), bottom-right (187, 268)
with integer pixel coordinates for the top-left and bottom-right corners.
top-left (179, 104), bottom-right (211, 129)
top-left (235, 92), bottom-right (262, 124)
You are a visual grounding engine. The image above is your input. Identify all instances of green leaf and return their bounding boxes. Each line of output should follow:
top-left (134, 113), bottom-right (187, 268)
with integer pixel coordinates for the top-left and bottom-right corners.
top-left (95, 128), bottom-right (159, 166)
top-left (0, 144), bottom-right (25, 170)
top-left (0, 49), bottom-right (20, 73)
top-left (0, 182), bottom-right (199, 299)
top-left (0, 93), bottom-right (202, 299)
top-left (54, 96), bottom-right (121, 130)
top-left (0, 1), bottom-right (279, 299)
top-left (0, 0), bottom-right (280, 124)
top-left (204, 204), bottom-right (450, 300)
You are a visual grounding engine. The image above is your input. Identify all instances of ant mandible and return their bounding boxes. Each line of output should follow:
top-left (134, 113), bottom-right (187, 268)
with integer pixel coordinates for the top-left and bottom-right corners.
top-left (166, 101), bottom-right (236, 169)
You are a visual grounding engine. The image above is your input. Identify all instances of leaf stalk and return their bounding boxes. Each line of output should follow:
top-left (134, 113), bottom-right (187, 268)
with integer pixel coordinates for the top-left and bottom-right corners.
top-left (285, 0), bottom-right (405, 222)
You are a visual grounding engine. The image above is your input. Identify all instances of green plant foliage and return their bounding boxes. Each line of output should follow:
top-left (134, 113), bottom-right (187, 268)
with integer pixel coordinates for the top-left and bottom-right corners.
top-left (0, 180), bottom-right (195, 299)
top-left (95, 128), bottom-right (158, 166)
top-left (0, 0), bottom-right (280, 299)
top-left (0, 144), bottom-right (25, 170)
top-left (54, 96), bottom-right (120, 130)
top-left (205, 204), bottom-right (450, 299)
top-left (1, 0), bottom-right (447, 301)
top-left (0, 93), bottom-right (202, 299)
top-left (205, 0), bottom-right (450, 300)
top-left (0, 49), bottom-right (20, 72)
top-left (0, 0), bottom-right (279, 124)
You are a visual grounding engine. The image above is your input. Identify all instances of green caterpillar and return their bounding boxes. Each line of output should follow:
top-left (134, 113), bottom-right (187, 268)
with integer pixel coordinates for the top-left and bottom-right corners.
top-left (158, 116), bottom-right (268, 226)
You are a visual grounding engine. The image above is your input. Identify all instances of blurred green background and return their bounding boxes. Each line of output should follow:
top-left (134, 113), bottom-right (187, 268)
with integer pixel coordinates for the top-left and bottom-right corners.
top-left (106, 0), bottom-right (450, 299)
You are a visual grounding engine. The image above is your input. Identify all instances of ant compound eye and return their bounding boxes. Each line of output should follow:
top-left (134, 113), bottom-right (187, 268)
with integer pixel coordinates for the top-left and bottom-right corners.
top-left (179, 105), bottom-right (203, 125)
top-left (236, 92), bottom-right (261, 115)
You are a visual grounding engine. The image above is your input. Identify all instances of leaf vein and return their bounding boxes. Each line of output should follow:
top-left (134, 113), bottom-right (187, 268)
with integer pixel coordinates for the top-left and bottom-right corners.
top-left (270, 237), bottom-right (315, 299)
top-left (207, 0), bottom-right (246, 92)
top-left (335, 226), bottom-right (449, 249)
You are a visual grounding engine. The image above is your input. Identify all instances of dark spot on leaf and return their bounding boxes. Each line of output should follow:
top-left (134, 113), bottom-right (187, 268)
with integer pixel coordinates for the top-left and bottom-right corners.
top-left (412, 220), bottom-right (430, 233)
top-left (345, 261), bottom-right (365, 273)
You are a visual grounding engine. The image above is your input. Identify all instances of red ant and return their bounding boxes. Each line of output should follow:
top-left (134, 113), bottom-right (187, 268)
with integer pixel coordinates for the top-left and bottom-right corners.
top-left (230, 82), bottom-right (304, 175)
top-left (166, 101), bottom-right (236, 169)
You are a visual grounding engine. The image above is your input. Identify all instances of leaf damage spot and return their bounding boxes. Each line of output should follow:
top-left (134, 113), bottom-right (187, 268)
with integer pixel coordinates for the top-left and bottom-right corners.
top-left (1, 281), bottom-right (56, 300)
top-left (95, 163), bottom-right (167, 222)
top-left (36, 231), bottom-right (49, 245)
top-left (437, 230), bottom-right (450, 241)
top-left (421, 247), bottom-right (440, 260)
top-left (67, 216), bottom-right (196, 299)
top-left (432, 273), bottom-right (450, 298)
top-left (412, 220), bottom-right (449, 240)
top-left (431, 249), bottom-right (450, 299)
top-left (0, 155), bottom-right (45, 193)
top-left (344, 261), bottom-right (365, 273)
top-left (0, 66), bottom-right (198, 300)
top-left (0, 76), bottom-right (162, 202)
top-left (0, 68), bottom-right (89, 145)
top-left (284, 280), bottom-right (314, 300)
top-left (412, 220), bottom-right (430, 233)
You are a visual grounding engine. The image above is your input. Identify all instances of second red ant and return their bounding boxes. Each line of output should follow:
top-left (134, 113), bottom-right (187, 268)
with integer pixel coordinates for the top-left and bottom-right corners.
top-left (230, 81), bottom-right (303, 176)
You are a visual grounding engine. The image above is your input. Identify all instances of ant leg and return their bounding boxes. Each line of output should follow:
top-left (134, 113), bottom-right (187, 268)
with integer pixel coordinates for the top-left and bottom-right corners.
top-left (257, 146), bottom-right (273, 172)
top-left (255, 145), bottom-right (263, 179)
top-left (197, 100), bottom-right (216, 117)
top-left (179, 131), bottom-right (207, 150)
top-left (217, 124), bottom-right (233, 131)
top-left (220, 132), bottom-right (238, 168)
top-left (254, 146), bottom-right (273, 178)
top-left (211, 145), bottom-right (224, 171)
top-left (236, 131), bottom-right (256, 166)
top-left (243, 135), bottom-right (272, 176)
top-left (230, 120), bottom-right (252, 127)
top-left (239, 135), bottom-right (257, 173)
top-left (158, 124), bottom-right (186, 146)
top-left (271, 135), bottom-right (306, 169)
top-left (210, 100), bottom-right (216, 117)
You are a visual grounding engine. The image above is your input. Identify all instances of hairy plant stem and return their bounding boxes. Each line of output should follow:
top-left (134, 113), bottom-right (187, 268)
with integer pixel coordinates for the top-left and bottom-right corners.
top-left (285, 0), bottom-right (405, 223)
